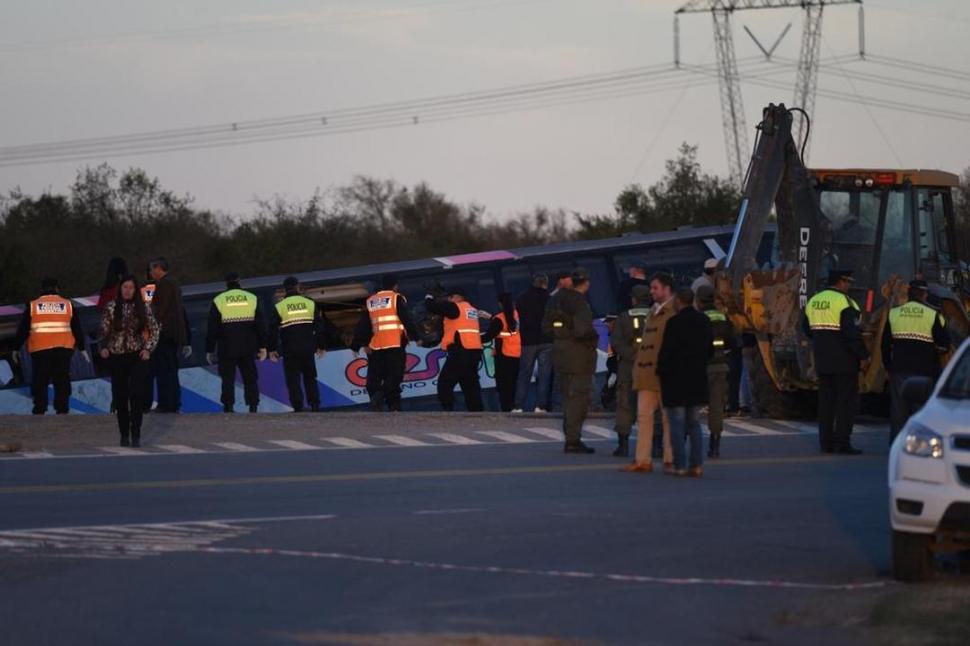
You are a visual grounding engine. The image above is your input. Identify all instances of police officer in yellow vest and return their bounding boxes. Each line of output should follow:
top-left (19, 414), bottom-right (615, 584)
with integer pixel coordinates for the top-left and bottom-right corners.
top-left (425, 286), bottom-right (485, 412)
top-left (205, 273), bottom-right (267, 413)
top-left (608, 284), bottom-right (651, 457)
top-left (352, 274), bottom-right (418, 412)
top-left (881, 279), bottom-right (949, 439)
top-left (13, 277), bottom-right (87, 415)
top-left (802, 269), bottom-right (870, 455)
top-left (269, 276), bottom-right (336, 413)
top-left (696, 285), bottom-right (735, 458)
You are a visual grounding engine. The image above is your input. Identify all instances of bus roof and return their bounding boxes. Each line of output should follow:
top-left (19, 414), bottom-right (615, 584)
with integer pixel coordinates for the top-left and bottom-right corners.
top-left (0, 224), bottom-right (736, 311)
top-left (810, 168), bottom-right (960, 187)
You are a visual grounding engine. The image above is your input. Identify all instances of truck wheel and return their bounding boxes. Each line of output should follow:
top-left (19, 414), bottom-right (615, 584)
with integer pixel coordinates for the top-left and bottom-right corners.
top-left (892, 530), bottom-right (934, 582)
top-left (748, 348), bottom-right (800, 419)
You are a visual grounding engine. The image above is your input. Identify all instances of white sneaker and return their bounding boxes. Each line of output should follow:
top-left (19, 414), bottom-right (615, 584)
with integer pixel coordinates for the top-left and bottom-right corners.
top-left (534, 407), bottom-right (547, 413)
top-left (511, 408), bottom-right (524, 413)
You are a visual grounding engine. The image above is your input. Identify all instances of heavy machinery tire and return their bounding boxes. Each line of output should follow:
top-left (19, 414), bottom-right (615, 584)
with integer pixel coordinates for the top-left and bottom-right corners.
top-left (892, 530), bottom-right (934, 582)
top-left (748, 348), bottom-right (802, 419)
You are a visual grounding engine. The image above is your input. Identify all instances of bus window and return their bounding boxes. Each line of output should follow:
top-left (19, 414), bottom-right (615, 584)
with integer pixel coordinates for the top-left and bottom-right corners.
top-left (878, 190), bottom-right (915, 286)
top-left (574, 256), bottom-right (614, 317)
top-left (530, 260), bottom-right (576, 289)
top-left (500, 264), bottom-right (533, 300)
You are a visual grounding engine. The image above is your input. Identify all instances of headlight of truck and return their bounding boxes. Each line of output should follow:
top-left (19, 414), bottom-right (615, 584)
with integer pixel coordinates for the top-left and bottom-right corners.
top-left (903, 424), bottom-right (944, 459)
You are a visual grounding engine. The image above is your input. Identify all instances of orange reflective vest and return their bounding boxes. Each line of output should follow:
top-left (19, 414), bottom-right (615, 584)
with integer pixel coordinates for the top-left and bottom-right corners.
top-left (141, 284), bottom-right (155, 304)
top-left (442, 301), bottom-right (483, 351)
top-left (27, 295), bottom-right (75, 353)
top-left (493, 311), bottom-right (521, 358)
top-left (367, 290), bottom-right (406, 350)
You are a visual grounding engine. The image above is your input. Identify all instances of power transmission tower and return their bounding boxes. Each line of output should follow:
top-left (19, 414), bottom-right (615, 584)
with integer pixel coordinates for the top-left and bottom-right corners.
top-left (674, 1), bottom-right (863, 183)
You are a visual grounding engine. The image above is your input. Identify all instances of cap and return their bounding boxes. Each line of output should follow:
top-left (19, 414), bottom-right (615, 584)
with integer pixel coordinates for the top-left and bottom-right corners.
top-left (631, 284), bottom-right (651, 303)
top-left (827, 269), bottom-right (855, 285)
top-left (571, 267), bottom-right (590, 285)
top-left (704, 258), bottom-right (719, 270)
top-left (40, 276), bottom-right (59, 291)
top-left (909, 279), bottom-right (929, 291)
top-left (629, 259), bottom-right (648, 271)
top-left (554, 270), bottom-right (572, 283)
top-left (696, 284), bottom-right (716, 307)
top-left (282, 276), bottom-right (299, 290)
top-left (225, 272), bottom-right (240, 285)
top-left (447, 286), bottom-right (468, 298)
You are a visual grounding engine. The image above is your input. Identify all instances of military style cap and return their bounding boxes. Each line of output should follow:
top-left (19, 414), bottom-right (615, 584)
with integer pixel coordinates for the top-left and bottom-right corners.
top-left (282, 276), bottom-right (299, 289)
top-left (571, 267), bottom-right (590, 284)
top-left (696, 284), bottom-right (716, 307)
top-left (909, 279), bottom-right (929, 291)
top-left (631, 284), bottom-right (651, 303)
top-left (827, 269), bottom-right (855, 284)
top-left (225, 272), bottom-right (240, 284)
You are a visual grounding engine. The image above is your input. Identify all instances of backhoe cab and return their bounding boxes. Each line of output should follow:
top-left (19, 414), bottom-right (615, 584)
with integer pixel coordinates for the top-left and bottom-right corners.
top-left (716, 103), bottom-right (969, 413)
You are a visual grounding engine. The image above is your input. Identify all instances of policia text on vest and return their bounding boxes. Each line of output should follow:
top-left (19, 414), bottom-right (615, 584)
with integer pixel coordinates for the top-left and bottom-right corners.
top-left (206, 283), bottom-right (268, 414)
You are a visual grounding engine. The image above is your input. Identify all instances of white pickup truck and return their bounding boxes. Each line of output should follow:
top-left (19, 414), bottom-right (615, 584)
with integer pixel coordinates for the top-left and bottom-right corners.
top-left (888, 337), bottom-right (970, 581)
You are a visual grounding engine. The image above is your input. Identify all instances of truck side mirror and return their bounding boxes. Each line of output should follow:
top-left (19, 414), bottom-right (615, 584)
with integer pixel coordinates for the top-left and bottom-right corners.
top-left (901, 376), bottom-right (933, 408)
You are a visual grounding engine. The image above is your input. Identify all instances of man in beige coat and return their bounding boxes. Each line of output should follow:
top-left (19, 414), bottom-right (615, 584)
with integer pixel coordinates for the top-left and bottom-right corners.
top-left (623, 272), bottom-right (675, 473)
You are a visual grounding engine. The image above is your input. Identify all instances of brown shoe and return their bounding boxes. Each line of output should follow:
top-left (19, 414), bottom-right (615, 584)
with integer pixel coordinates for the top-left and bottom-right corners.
top-left (662, 462), bottom-right (675, 475)
top-left (687, 467), bottom-right (703, 478)
top-left (621, 462), bottom-right (653, 473)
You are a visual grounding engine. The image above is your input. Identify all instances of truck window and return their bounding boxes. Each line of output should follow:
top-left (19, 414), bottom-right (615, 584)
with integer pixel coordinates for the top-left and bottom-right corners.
top-left (918, 189), bottom-right (951, 266)
top-left (819, 190), bottom-right (881, 289)
top-left (878, 190), bottom-right (915, 285)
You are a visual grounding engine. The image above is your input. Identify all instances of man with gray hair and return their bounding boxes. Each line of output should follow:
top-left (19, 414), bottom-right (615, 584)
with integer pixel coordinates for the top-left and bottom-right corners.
top-left (512, 273), bottom-right (554, 413)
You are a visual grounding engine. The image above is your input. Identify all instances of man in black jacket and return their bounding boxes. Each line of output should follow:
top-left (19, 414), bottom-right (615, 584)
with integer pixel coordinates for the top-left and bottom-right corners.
top-left (657, 287), bottom-right (714, 476)
top-left (512, 273), bottom-right (553, 412)
top-left (206, 273), bottom-right (267, 413)
top-left (149, 258), bottom-right (186, 413)
top-left (269, 276), bottom-right (338, 412)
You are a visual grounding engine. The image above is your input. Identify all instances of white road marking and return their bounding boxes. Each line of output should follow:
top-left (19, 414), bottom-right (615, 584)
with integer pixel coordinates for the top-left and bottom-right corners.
top-left (477, 431), bottom-right (535, 444)
top-left (157, 444), bottom-right (207, 454)
top-left (321, 437), bottom-right (374, 449)
top-left (376, 435), bottom-right (430, 447)
top-left (97, 446), bottom-right (147, 455)
top-left (701, 424), bottom-right (743, 438)
top-left (771, 420), bottom-right (813, 433)
top-left (726, 419), bottom-right (786, 435)
top-left (426, 433), bottom-right (482, 445)
top-left (267, 440), bottom-right (320, 451)
top-left (213, 442), bottom-right (259, 452)
top-left (582, 425), bottom-right (614, 438)
top-left (20, 451), bottom-right (54, 459)
top-left (522, 427), bottom-right (564, 440)
top-left (413, 508), bottom-right (483, 515)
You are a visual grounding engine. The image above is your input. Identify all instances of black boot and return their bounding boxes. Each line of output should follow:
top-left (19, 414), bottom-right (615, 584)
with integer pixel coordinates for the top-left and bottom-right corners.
top-left (120, 434), bottom-right (130, 447)
top-left (223, 404), bottom-right (233, 414)
top-left (131, 428), bottom-right (141, 448)
top-left (248, 404), bottom-right (258, 414)
top-left (708, 433), bottom-right (721, 459)
top-left (613, 435), bottom-right (630, 458)
top-left (564, 442), bottom-right (596, 454)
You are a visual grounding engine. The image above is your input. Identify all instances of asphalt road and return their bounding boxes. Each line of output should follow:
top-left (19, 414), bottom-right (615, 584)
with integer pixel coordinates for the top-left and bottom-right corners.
top-left (0, 414), bottom-right (934, 645)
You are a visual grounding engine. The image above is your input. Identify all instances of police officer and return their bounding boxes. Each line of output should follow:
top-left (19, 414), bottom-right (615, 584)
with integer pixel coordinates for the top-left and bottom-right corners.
top-left (609, 284), bottom-right (651, 457)
top-left (352, 274), bottom-right (418, 412)
top-left (426, 286), bottom-right (485, 412)
top-left (802, 270), bottom-right (870, 454)
top-left (881, 279), bottom-right (949, 440)
top-left (696, 285), bottom-right (735, 458)
top-left (206, 273), bottom-right (267, 413)
top-left (13, 277), bottom-right (86, 415)
top-left (269, 276), bottom-right (333, 413)
top-left (542, 268), bottom-right (598, 454)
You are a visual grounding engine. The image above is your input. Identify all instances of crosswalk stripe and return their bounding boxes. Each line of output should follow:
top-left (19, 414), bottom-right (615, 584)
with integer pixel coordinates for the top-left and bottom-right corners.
top-left (771, 420), bottom-right (814, 433)
top-left (478, 431), bottom-right (535, 444)
top-left (98, 446), bottom-right (147, 456)
top-left (701, 424), bottom-right (742, 437)
top-left (726, 419), bottom-right (786, 435)
top-left (582, 425), bottom-right (614, 439)
top-left (268, 440), bottom-right (320, 451)
top-left (21, 451), bottom-right (54, 459)
top-left (157, 444), bottom-right (207, 454)
top-left (321, 437), bottom-right (374, 449)
top-left (376, 435), bottom-right (430, 447)
top-left (213, 442), bottom-right (259, 452)
top-left (426, 433), bottom-right (482, 445)
top-left (523, 427), bottom-right (563, 441)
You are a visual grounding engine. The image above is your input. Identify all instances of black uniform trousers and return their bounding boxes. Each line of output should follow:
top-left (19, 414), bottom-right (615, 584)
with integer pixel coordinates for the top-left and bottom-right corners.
top-left (437, 347), bottom-right (483, 412)
top-left (283, 353), bottom-right (320, 412)
top-left (110, 353), bottom-right (149, 438)
top-left (30, 347), bottom-right (74, 414)
top-left (817, 372), bottom-right (858, 451)
top-left (366, 347), bottom-right (406, 412)
top-left (218, 355), bottom-right (260, 409)
top-left (153, 338), bottom-right (181, 412)
top-left (494, 354), bottom-right (519, 412)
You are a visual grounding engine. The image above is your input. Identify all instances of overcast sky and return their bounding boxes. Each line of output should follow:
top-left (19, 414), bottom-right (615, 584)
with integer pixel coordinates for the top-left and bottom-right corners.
top-left (1, 0), bottom-right (968, 220)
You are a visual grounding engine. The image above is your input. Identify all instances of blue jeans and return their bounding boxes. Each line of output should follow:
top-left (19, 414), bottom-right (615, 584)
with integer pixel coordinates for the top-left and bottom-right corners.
top-left (668, 405), bottom-right (704, 470)
top-left (514, 343), bottom-right (553, 410)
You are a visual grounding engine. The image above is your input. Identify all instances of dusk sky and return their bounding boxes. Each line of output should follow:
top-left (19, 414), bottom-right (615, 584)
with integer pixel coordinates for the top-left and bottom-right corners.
top-left (1, 0), bottom-right (968, 219)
